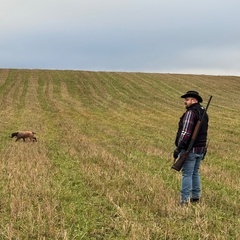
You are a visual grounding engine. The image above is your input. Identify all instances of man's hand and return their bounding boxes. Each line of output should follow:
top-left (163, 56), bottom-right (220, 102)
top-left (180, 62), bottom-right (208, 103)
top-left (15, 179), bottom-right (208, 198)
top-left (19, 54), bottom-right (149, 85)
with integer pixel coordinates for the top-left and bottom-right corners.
top-left (173, 148), bottom-right (180, 159)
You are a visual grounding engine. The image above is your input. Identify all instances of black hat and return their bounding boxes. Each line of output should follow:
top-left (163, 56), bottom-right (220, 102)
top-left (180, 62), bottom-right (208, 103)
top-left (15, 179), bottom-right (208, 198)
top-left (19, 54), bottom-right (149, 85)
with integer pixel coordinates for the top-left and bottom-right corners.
top-left (181, 90), bottom-right (203, 103)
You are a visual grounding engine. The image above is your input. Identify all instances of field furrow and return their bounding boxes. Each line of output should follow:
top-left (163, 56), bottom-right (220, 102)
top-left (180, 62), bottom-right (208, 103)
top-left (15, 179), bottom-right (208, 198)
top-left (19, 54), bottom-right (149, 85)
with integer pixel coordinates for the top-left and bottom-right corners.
top-left (0, 69), bottom-right (239, 239)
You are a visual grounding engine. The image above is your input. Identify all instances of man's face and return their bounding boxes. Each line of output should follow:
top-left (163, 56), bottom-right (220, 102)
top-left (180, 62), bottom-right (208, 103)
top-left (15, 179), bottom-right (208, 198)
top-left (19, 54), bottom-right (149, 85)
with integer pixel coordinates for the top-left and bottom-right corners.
top-left (184, 97), bottom-right (197, 108)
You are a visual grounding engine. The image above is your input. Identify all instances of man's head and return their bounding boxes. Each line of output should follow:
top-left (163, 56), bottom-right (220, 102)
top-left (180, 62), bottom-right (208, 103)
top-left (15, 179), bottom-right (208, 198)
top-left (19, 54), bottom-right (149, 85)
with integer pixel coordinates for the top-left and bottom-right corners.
top-left (180, 91), bottom-right (203, 108)
top-left (183, 97), bottom-right (198, 108)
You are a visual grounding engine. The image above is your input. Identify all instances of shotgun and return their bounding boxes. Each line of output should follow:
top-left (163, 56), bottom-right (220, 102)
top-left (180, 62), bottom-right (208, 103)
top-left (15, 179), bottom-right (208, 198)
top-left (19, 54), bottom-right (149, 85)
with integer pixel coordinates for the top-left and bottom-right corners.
top-left (171, 95), bottom-right (212, 171)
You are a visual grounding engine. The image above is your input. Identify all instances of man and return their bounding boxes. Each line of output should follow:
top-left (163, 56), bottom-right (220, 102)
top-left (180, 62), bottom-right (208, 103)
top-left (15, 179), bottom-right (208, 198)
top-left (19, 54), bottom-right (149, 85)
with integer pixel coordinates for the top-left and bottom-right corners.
top-left (174, 90), bottom-right (209, 205)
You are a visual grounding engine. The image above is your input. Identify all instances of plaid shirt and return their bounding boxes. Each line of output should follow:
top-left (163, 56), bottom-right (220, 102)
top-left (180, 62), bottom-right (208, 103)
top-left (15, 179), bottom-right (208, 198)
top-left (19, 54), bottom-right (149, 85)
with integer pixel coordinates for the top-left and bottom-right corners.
top-left (178, 110), bottom-right (205, 154)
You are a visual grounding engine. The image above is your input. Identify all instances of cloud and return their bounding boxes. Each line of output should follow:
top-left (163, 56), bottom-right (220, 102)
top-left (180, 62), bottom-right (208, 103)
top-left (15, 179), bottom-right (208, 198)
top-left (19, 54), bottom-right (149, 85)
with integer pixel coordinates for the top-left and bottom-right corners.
top-left (1, 0), bottom-right (240, 75)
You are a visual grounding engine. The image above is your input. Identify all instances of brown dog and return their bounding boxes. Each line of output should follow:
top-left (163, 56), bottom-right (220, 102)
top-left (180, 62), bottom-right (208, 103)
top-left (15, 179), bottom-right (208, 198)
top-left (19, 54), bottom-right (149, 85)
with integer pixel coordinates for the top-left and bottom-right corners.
top-left (11, 131), bottom-right (37, 142)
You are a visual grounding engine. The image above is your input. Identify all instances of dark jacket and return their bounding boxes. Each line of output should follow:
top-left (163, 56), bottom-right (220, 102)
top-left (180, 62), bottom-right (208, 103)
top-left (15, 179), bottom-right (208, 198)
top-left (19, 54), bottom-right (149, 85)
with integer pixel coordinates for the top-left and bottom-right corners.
top-left (175, 103), bottom-right (208, 150)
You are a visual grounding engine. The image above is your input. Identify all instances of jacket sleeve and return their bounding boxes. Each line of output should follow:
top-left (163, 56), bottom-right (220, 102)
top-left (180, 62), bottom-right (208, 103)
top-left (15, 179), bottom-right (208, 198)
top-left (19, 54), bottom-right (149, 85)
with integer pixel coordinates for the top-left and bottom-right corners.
top-left (177, 110), bottom-right (195, 149)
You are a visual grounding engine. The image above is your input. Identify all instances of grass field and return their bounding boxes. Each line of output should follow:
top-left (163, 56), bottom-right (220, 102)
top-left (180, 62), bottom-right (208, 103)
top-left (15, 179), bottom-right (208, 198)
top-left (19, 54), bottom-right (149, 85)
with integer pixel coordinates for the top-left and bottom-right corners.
top-left (0, 69), bottom-right (239, 239)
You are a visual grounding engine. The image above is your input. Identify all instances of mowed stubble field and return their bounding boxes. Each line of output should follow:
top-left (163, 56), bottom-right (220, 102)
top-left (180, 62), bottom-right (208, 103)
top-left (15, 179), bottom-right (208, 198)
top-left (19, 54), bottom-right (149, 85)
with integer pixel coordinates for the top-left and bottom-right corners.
top-left (0, 69), bottom-right (239, 239)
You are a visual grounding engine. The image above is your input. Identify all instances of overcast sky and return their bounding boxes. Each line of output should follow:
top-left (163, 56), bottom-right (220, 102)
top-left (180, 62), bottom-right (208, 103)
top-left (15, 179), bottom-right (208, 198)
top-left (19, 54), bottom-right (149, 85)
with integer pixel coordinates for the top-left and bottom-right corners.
top-left (1, 0), bottom-right (240, 76)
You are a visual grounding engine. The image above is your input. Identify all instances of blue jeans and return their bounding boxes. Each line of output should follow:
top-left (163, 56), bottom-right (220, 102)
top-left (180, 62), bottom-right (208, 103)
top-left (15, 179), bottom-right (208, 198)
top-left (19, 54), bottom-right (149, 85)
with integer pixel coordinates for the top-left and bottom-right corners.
top-left (181, 151), bottom-right (204, 203)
